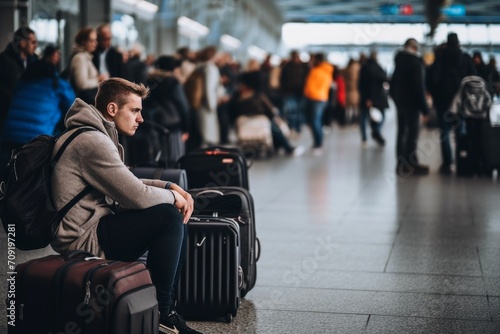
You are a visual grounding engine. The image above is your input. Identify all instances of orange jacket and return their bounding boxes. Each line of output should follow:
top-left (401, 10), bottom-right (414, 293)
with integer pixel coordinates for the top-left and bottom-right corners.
top-left (303, 62), bottom-right (334, 101)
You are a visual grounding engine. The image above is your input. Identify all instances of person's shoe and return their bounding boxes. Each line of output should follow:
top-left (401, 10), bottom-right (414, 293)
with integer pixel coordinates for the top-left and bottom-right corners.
top-left (372, 132), bottom-right (385, 146)
top-left (159, 311), bottom-right (203, 334)
top-left (396, 163), bottom-right (429, 176)
top-left (439, 164), bottom-right (452, 175)
top-left (413, 164), bottom-right (430, 175)
top-left (286, 145), bottom-right (305, 157)
top-left (361, 140), bottom-right (368, 149)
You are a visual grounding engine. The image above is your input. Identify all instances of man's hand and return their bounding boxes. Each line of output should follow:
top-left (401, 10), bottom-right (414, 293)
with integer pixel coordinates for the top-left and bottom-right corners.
top-left (170, 184), bottom-right (194, 224)
top-left (421, 114), bottom-right (429, 125)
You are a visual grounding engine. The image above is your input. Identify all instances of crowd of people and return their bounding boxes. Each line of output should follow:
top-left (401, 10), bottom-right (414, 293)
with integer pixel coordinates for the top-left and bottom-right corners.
top-left (1, 25), bottom-right (500, 177)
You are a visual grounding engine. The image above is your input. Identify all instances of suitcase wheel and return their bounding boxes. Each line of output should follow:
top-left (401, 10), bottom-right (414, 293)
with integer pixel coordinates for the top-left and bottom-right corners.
top-left (225, 313), bottom-right (233, 323)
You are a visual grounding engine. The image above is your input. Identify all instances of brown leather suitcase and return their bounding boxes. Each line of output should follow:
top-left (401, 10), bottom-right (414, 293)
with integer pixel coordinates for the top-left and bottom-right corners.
top-left (8, 251), bottom-right (158, 334)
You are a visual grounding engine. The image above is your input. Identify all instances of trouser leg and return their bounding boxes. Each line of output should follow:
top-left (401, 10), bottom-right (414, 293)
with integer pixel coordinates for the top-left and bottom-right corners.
top-left (97, 203), bottom-right (184, 315)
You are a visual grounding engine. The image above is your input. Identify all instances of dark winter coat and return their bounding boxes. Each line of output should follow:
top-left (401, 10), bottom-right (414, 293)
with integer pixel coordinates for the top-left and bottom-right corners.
top-left (145, 70), bottom-right (190, 132)
top-left (92, 46), bottom-right (123, 78)
top-left (280, 61), bottom-right (309, 97)
top-left (427, 46), bottom-right (476, 111)
top-left (358, 58), bottom-right (389, 111)
top-left (0, 43), bottom-right (37, 132)
top-left (390, 50), bottom-right (429, 115)
top-left (1, 60), bottom-right (75, 145)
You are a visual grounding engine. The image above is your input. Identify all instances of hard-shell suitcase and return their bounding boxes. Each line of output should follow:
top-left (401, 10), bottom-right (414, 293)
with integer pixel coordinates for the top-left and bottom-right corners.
top-left (455, 128), bottom-right (474, 177)
top-left (9, 251), bottom-right (158, 334)
top-left (130, 167), bottom-right (188, 190)
top-left (175, 216), bottom-right (242, 323)
top-left (482, 103), bottom-right (500, 173)
top-left (189, 187), bottom-right (260, 297)
top-left (176, 146), bottom-right (250, 190)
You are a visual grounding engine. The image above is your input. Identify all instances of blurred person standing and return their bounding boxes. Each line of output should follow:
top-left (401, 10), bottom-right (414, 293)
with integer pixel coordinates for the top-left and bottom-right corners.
top-left (472, 51), bottom-right (497, 96)
top-left (358, 51), bottom-right (389, 147)
top-left (145, 55), bottom-right (190, 166)
top-left (427, 33), bottom-right (476, 174)
top-left (301, 53), bottom-right (334, 155)
top-left (0, 45), bottom-right (75, 178)
top-left (69, 27), bottom-right (107, 104)
top-left (122, 44), bottom-right (148, 84)
top-left (280, 50), bottom-right (309, 137)
top-left (344, 58), bottom-right (361, 124)
top-left (391, 38), bottom-right (430, 176)
top-left (0, 26), bottom-right (38, 133)
top-left (185, 46), bottom-right (221, 149)
top-left (176, 46), bottom-right (196, 84)
top-left (92, 23), bottom-right (124, 78)
top-left (487, 56), bottom-right (500, 97)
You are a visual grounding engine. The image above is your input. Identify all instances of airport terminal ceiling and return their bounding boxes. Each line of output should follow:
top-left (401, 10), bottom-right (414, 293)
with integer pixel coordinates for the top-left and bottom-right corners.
top-left (273, 0), bottom-right (500, 24)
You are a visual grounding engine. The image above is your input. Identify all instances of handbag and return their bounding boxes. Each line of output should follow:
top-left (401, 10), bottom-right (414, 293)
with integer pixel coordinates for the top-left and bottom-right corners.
top-left (369, 107), bottom-right (383, 123)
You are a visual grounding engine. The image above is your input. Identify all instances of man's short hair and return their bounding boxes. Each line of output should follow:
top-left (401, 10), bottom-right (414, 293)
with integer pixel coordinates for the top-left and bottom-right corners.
top-left (95, 78), bottom-right (149, 113)
top-left (13, 26), bottom-right (35, 40)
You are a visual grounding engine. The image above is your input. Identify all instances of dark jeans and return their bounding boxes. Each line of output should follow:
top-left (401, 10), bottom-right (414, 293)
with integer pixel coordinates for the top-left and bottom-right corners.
top-left (360, 106), bottom-right (385, 142)
top-left (283, 95), bottom-right (303, 133)
top-left (97, 204), bottom-right (186, 315)
top-left (302, 98), bottom-right (327, 148)
top-left (396, 107), bottom-right (421, 166)
top-left (436, 108), bottom-right (453, 167)
top-left (271, 119), bottom-right (294, 153)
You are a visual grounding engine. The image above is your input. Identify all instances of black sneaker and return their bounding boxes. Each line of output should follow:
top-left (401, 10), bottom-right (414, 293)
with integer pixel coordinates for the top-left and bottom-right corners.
top-left (159, 311), bottom-right (203, 334)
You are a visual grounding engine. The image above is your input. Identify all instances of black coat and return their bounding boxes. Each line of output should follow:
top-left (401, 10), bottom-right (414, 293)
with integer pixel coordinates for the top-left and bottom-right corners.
top-left (358, 58), bottom-right (389, 111)
top-left (145, 73), bottom-right (190, 132)
top-left (390, 50), bottom-right (429, 114)
top-left (0, 43), bottom-right (37, 131)
top-left (92, 46), bottom-right (123, 78)
top-left (427, 46), bottom-right (476, 111)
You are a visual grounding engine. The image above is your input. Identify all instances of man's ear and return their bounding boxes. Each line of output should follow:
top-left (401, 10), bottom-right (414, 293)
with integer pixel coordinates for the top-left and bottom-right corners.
top-left (106, 102), bottom-right (118, 118)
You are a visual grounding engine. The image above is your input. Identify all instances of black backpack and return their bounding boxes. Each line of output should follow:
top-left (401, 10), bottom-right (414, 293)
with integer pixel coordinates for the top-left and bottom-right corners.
top-left (457, 76), bottom-right (492, 119)
top-left (0, 127), bottom-right (97, 250)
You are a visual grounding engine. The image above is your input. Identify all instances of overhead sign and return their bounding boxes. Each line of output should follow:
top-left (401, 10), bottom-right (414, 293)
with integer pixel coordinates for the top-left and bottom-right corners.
top-left (442, 4), bottom-right (466, 17)
top-left (379, 4), bottom-right (414, 16)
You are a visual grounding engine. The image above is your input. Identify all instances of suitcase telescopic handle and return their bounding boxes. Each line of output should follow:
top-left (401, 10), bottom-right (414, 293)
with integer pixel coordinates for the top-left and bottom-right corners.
top-left (196, 189), bottom-right (224, 196)
top-left (64, 250), bottom-right (98, 261)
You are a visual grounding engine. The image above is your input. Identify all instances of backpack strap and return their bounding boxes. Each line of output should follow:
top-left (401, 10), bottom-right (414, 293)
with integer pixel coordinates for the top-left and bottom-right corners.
top-left (52, 127), bottom-right (98, 222)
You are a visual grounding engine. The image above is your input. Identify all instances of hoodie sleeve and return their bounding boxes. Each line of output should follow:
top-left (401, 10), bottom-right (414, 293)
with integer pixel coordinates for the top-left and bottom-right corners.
top-left (75, 131), bottom-right (175, 210)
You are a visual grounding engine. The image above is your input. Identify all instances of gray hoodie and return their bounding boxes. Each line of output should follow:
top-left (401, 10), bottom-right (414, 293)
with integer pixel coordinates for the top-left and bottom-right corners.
top-left (51, 98), bottom-right (175, 258)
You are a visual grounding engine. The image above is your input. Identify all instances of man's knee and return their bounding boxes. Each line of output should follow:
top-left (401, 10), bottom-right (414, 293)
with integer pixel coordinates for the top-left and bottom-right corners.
top-left (149, 204), bottom-right (184, 234)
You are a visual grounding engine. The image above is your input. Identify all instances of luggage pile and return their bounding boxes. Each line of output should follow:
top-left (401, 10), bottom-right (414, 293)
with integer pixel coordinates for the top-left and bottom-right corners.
top-left (175, 146), bottom-right (260, 322)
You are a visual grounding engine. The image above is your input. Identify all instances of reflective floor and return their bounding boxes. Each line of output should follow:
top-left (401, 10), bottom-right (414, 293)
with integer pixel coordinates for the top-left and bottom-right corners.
top-left (1, 109), bottom-right (499, 333)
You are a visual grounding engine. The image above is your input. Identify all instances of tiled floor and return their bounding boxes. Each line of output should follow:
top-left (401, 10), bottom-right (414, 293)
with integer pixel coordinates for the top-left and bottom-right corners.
top-left (1, 109), bottom-right (499, 333)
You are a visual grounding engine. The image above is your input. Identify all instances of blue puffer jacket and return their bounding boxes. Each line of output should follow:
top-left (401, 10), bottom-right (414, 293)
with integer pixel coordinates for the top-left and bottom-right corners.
top-left (2, 60), bottom-right (75, 145)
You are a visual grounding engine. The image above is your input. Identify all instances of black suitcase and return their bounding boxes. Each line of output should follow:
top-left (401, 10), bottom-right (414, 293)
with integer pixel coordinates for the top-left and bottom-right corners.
top-left (189, 187), bottom-right (260, 297)
top-left (175, 216), bottom-right (242, 323)
top-left (9, 251), bottom-right (158, 334)
top-left (130, 167), bottom-right (188, 189)
top-left (455, 128), bottom-right (474, 176)
top-left (482, 118), bottom-right (500, 173)
top-left (176, 146), bottom-right (250, 190)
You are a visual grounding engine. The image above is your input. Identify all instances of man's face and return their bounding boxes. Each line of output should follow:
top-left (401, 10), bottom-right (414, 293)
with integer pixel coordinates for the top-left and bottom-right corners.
top-left (98, 27), bottom-right (112, 49)
top-left (20, 33), bottom-right (37, 57)
top-left (110, 94), bottom-right (144, 136)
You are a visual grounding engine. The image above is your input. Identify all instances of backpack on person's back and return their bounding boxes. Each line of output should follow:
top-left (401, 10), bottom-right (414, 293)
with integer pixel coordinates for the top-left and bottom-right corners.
top-left (450, 75), bottom-right (492, 119)
top-left (0, 127), bottom-right (97, 250)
